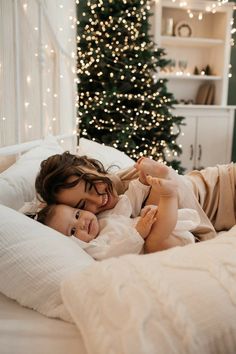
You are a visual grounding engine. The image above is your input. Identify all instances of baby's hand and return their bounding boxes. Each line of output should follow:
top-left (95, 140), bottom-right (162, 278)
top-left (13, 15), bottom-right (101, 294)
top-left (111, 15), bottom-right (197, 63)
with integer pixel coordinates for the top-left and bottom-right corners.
top-left (135, 206), bottom-right (158, 239)
top-left (146, 175), bottom-right (178, 197)
top-left (140, 204), bottom-right (158, 217)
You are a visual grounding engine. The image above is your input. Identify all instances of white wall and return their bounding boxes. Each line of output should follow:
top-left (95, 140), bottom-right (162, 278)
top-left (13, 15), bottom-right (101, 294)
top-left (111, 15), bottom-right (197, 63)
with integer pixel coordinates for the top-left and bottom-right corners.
top-left (0, 0), bottom-right (77, 150)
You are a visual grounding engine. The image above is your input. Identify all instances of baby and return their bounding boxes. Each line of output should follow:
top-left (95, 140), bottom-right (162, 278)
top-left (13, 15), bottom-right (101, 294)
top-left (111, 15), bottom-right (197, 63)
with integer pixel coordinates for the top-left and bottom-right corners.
top-left (32, 174), bottom-right (199, 260)
top-left (35, 200), bottom-right (158, 260)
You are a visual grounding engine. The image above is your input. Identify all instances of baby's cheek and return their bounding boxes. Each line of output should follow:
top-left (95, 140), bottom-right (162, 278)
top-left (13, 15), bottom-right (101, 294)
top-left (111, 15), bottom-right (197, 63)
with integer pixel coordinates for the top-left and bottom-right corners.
top-left (78, 230), bottom-right (93, 243)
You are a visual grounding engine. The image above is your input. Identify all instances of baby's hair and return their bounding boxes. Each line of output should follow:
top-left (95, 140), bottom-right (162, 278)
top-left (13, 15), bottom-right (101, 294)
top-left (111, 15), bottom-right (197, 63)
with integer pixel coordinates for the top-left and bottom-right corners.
top-left (35, 151), bottom-right (113, 204)
top-left (25, 204), bottom-right (56, 227)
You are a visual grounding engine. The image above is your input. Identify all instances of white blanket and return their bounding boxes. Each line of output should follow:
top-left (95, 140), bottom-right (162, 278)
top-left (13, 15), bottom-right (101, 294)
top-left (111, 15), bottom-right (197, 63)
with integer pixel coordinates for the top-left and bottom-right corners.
top-left (61, 227), bottom-right (236, 354)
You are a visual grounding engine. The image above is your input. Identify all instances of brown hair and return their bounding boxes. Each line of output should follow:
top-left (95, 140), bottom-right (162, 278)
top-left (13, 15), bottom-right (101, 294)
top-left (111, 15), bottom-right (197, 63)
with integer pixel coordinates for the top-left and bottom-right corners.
top-left (35, 151), bottom-right (113, 204)
top-left (25, 204), bottom-right (57, 226)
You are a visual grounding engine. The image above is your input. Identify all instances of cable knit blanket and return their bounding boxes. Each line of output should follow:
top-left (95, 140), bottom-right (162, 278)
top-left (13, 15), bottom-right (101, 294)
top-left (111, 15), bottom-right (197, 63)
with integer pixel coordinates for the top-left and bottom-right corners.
top-left (61, 227), bottom-right (236, 354)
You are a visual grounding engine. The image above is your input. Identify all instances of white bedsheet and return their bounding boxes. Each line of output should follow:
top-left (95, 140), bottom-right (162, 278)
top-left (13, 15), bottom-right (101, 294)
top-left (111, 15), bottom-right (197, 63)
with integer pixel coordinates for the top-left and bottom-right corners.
top-left (0, 292), bottom-right (87, 354)
top-left (61, 227), bottom-right (236, 354)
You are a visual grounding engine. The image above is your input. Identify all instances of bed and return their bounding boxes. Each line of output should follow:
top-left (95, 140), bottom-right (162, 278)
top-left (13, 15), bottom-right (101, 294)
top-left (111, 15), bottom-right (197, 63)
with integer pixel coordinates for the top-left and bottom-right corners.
top-left (1, 0), bottom-right (236, 351)
top-left (1, 136), bottom-right (236, 354)
top-left (0, 292), bottom-right (86, 354)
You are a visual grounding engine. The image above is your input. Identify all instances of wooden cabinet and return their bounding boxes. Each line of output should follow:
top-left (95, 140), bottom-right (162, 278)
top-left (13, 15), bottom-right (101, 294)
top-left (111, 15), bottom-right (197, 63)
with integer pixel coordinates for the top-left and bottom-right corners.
top-left (175, 106), bottom-right (235, 171)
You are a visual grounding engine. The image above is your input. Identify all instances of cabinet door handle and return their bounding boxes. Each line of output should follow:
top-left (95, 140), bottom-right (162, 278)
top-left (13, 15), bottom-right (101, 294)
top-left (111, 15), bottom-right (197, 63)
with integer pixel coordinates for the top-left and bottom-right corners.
top-left (198, 144), bottom-right (202, 161)
top-left (190, 144), bottom-right (194, 160)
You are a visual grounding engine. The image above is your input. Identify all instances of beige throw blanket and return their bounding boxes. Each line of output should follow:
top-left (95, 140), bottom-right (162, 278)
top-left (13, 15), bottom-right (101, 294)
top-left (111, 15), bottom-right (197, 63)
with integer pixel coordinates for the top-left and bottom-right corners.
top-left (113, 163), bottom-right (236, 241)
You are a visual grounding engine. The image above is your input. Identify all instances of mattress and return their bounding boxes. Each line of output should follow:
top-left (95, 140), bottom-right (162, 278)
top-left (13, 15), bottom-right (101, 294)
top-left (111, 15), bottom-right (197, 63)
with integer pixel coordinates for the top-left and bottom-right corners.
top-left (0, 292), bottom-right (86, 354)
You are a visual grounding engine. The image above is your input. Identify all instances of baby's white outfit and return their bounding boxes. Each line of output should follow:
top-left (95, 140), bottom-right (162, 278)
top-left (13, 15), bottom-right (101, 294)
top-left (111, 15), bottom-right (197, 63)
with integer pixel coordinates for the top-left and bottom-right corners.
top-left (73, 179), bottom-right (200, 260)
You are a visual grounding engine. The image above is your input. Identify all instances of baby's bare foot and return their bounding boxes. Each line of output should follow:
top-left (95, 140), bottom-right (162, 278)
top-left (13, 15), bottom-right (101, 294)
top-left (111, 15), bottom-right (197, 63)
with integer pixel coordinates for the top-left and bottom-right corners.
top-left (146, 175), bottom-right (178, 197)
top-left (135, 157), bottom-right (170, 179)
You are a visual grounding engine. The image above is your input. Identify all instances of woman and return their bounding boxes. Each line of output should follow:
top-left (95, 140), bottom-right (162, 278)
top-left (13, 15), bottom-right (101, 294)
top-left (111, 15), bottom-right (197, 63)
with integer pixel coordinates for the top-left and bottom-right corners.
top-left (35, 151), bottom-right (236, 242)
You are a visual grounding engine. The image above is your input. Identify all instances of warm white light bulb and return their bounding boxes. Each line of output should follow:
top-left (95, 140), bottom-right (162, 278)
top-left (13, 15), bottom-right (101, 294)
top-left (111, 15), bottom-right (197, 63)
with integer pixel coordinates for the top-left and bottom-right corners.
top-left (198, 12), bottom-right (203, 20)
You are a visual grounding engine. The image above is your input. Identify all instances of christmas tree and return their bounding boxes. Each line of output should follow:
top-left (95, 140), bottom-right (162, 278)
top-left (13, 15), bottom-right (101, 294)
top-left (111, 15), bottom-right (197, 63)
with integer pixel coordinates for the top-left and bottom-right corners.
top-left (76, 0), bottom-right (185, 172)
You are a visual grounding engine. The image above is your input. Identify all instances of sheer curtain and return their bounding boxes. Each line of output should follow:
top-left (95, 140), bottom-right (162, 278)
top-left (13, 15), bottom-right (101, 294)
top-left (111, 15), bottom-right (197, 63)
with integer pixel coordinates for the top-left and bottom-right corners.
top-left (0, 0), bottom-right (77, 148)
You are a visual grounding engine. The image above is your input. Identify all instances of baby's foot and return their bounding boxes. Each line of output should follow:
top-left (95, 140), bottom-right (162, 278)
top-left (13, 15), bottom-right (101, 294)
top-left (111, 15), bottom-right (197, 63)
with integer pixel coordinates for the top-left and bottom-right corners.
top-left (146, 175), bottom-right (178, 197)
top-left (135, 157), bottom-right (171, 179)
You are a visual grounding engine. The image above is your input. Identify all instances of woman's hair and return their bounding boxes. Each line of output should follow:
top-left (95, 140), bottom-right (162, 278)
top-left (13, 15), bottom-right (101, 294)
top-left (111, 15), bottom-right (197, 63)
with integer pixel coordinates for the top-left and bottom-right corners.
top-left (25, 204), bottom-right (57, 226)
top-left (35, 151), bottom-right (113, 204)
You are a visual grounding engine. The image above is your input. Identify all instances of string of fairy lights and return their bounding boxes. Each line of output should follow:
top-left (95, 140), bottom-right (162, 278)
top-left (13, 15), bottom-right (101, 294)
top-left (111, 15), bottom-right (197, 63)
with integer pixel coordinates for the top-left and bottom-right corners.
top-left (76, 0), bottom-right (179, 160)
top-left (0, 0), bottom-right (235, 153)
top-left (167, 0), bottom-right (236, 78)
top-left (0, 0), bottom-right (77, 146)
top-left (76, 0), bottom-right (235, 162)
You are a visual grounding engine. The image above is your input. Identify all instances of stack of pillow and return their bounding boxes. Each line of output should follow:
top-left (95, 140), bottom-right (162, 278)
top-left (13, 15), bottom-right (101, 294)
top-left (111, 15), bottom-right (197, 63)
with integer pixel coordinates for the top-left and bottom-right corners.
top-left (0, 136), bottom-right (134, 321)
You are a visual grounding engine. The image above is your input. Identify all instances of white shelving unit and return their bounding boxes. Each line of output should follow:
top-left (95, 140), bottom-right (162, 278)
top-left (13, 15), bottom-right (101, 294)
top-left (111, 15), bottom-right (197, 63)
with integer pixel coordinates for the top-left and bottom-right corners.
top-left (151, 0), bottom-right (235, 171)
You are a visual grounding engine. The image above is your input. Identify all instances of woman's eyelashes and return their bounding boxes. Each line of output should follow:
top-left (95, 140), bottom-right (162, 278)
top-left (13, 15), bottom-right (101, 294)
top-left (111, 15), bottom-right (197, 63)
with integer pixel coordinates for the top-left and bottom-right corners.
top-left (76, 200), bottom-right (85, 209)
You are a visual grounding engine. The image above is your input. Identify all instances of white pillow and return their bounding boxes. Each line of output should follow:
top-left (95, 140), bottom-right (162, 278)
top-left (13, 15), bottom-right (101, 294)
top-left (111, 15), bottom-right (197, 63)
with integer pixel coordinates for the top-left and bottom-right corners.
top-left (0, 136), bottom-right (63, 210)
top-left (0, 205), bottom-right (94, 322)
top-left (78, 138), bottom-right (134, 170)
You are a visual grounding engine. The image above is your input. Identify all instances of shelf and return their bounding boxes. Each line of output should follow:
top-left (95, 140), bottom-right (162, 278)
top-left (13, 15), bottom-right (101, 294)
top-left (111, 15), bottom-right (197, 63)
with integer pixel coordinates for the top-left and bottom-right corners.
top-left (173, 104), bottom-right (236, 110)
top-left (161, 36), bottom-right (224, 48)
top-left (153, 0), bottom-right (234, 106)
top-left (158, 73), bottom-right (222, 81)
top-left (155, 0), bottom-right (235, 171)
top-left (161, 0), bottom-right (232, 12)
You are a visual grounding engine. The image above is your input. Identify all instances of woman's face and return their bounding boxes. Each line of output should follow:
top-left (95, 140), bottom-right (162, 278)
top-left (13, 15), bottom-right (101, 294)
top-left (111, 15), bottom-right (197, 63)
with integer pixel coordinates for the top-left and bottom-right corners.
top-left (56, 177), bottom-right (119, 214)
top-left (47, 205), bottom-right (100, 242)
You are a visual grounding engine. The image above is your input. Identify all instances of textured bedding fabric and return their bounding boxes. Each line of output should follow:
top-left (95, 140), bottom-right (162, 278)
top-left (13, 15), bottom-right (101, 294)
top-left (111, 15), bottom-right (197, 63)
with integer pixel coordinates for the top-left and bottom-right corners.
top-left (0, 293), bottom-right (87, 354)
top-left (61, 227), bottom-right (236, 354)
top-left (0, 205), bottom-right (94, 322)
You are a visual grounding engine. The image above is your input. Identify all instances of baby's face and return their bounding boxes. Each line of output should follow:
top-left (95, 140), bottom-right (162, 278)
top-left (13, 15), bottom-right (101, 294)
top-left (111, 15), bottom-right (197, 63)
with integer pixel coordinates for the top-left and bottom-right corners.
top-left (47, 204), bottom-right (100, 242)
